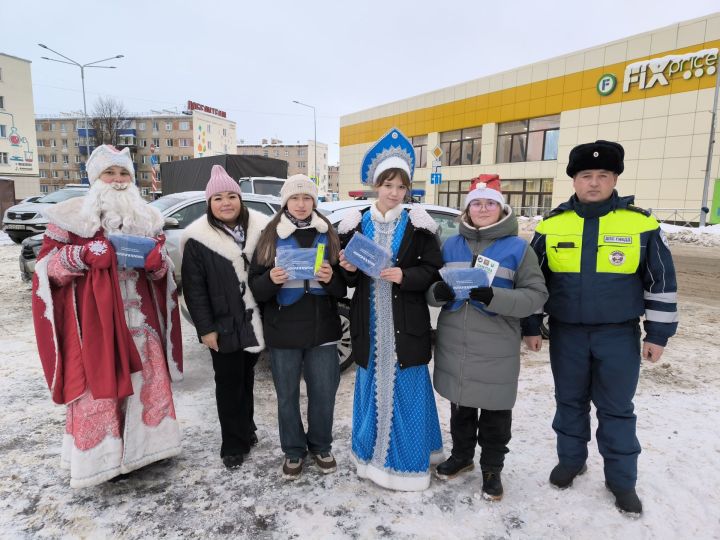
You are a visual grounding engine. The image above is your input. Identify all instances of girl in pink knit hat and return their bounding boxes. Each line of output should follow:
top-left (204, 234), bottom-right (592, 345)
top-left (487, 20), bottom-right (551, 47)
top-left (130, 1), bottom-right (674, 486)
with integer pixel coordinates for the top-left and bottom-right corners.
top-left (181, 165), bottom-right (269, 469)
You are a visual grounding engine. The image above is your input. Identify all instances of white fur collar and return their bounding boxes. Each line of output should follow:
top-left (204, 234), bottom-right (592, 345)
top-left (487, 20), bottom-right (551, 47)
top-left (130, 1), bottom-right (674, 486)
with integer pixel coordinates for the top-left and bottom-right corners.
top-left (181, 209), bottom-right (269, 353)
top-left (276, 210), bottom-right (328, 239)
top-left (42, 196), bottom-right (165, 238)
top-left (337, 204), bottom-right (438, 235)
top-left (181, 208), bottom-right (268, 261)
top-left (370, 201), bottom-right (403, 223)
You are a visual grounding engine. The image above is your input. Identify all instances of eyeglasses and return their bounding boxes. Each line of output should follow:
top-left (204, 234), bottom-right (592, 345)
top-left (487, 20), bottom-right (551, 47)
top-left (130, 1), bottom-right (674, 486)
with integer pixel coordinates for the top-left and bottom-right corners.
top-left (468, 200), bottom-right (499, 210)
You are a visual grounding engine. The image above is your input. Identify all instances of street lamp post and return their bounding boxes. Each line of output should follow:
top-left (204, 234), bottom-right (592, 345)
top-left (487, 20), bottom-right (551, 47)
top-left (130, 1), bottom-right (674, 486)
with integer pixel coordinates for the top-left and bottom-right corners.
top-left (292, 100), bottom-right (318, 185)
top-left (700, 66), bottom-right (720, 227)
top-left (38, 44), bottom-right (123, 183)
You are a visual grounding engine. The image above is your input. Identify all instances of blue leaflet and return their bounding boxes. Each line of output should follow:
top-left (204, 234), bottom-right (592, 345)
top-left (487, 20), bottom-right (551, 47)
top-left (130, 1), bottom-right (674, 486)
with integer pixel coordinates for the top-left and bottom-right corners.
top-left (108, 234), bottom-right (157, 268)
top-left (439, 267), bottom-right (489, 299)
top-left (275, 247), bottom-right (318, 280)
top-left (344, 232), bottom-right (392, 278)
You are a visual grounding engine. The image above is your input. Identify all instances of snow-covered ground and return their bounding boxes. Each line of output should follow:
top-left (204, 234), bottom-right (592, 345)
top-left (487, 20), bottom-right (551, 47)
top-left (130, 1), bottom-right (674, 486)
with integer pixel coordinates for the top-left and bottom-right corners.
top-left (0, 233), bottom-right (719, 539)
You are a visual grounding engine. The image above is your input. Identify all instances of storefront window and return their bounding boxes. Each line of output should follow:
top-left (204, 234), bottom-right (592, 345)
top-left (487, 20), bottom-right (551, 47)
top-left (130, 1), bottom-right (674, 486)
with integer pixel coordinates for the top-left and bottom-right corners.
top-left (500, 178), bottom-right (554, 216)
top-left (412, 135), bottom-right (428, 168)
top-left (440, 127), bottom-right (482, 166)
top-left (437, 179), bottom-right (473, 209)
top-left (461, 126), bottom-right (482, 166)
top-left (496, 115), bottom-right (559, 163)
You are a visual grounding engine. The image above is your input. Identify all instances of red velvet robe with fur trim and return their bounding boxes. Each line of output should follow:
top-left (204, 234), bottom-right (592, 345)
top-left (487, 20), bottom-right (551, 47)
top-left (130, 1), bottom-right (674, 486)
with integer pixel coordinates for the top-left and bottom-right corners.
top-left (31, 196), bottom-right (183, 488)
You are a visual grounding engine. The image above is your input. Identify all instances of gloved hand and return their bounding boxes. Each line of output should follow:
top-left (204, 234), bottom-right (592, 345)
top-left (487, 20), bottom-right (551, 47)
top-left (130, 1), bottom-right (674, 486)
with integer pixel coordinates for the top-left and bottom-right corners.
top-left (82, 238), bottom-right (114, 269)
top-left (434, 282), bottom-right (456, 302)
top-left (144, 237), bottom-right (165, 272)
top-left (469, 286), bottom-right (494, 305)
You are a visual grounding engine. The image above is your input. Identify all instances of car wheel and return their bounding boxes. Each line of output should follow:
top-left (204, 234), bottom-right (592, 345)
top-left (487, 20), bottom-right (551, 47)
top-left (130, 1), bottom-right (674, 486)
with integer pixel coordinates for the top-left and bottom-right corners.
top-left (337, 301), bottom-right (354, 372)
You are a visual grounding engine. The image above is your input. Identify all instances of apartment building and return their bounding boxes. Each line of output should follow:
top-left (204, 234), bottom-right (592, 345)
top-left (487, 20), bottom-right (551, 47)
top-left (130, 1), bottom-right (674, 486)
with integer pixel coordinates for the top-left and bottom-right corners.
top-left (35, 101), bottom-right (236, 196)
top-left (236, 140), bottom-right (329, 194)
top-left (0, 53), bottom-right (39, 198)
top-left (328, 164), bottom-right (339, 194)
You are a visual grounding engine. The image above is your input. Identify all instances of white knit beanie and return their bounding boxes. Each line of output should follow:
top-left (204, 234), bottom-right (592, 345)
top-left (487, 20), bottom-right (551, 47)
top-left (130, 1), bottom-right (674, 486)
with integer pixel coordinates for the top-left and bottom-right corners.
top-left (280, 174), bottom-right (318, 207)
top-left (86, 145), bottom-right (135, 182)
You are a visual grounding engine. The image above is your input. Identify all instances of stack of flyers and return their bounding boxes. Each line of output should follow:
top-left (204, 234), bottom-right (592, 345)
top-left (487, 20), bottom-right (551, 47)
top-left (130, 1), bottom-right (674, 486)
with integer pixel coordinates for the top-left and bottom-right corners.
top-left (439, 266), bottom-right (490, 299)
top-left (275, 246), bottom-right (322, 280)
top-left (343, 232), bottom-right (392, 278)
top-left (108, 234), bottom-right (157, 268)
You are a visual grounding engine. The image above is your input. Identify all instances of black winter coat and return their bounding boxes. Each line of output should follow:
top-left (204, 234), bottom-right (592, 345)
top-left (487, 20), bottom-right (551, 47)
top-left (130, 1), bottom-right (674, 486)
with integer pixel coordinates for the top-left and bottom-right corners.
top-left (338, 205), bottom-right (442, 369)
top-left (249, 225), bottom-right (346, 349)
top-left (180, 210), bottom-right (268, 354)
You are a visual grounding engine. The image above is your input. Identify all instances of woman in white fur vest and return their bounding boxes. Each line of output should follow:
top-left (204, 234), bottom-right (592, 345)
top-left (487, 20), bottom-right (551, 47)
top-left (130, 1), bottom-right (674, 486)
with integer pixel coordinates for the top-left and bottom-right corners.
top-left (181, 165), bottom-right (268, 470)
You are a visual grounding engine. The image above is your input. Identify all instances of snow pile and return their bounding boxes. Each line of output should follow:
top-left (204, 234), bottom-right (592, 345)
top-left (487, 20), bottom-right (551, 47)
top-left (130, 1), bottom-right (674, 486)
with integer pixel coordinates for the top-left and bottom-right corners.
top-left (517, 215), bottom-right (542, 235)
top-left (661, 223), bottom-right (720, 247)
top-left (0, 231), bottom-right (14, 247)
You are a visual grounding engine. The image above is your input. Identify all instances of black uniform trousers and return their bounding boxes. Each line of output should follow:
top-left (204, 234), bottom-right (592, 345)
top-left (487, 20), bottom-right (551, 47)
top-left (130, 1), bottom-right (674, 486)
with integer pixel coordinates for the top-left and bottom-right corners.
top-left (449, 403), bottom-right (512, 472)
top-left (209, 348), bottom-right (256, 457)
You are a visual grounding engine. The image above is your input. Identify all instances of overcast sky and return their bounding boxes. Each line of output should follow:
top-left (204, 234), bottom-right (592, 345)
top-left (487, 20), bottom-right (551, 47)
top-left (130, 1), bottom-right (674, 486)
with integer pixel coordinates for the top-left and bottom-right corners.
top-left (3, 0), bottom-right (718, 164)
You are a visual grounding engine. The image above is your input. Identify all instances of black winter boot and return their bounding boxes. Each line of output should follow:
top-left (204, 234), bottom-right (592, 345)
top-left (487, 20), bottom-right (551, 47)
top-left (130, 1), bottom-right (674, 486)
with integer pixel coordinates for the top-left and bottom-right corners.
top-left (549, 462), bottom-right (587, 489)
top-left (435, 456), bottom-right (474, 480)
top-left (481, 470), bottom-right (503, 501)
top-left (606, 484), bottom-right (643, 516)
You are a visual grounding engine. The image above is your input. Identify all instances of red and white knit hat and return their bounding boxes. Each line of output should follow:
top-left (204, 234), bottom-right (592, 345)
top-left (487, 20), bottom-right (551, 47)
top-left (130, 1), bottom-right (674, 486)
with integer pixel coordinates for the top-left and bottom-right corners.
top-left (86, 145), bottom-right (135, 182)
top-left (205, 165), bottom-right (241, 200)
top-left (465, 177), bottom-right (505, 208)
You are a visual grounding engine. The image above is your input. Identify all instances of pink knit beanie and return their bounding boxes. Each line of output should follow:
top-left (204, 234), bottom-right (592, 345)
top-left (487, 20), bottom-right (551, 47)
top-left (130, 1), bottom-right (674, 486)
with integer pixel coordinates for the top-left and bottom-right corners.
top-left (205, 165), bottom-right (242, 200)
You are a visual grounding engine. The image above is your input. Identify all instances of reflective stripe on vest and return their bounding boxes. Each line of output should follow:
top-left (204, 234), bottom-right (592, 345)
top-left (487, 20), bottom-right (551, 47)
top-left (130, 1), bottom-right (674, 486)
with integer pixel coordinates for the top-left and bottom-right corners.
top-left (276, 232), bottom-right (328, 306)
top-left (536, 209), bottom-right (658, 274)
top-left (441, 234), bottom-right (527, 314)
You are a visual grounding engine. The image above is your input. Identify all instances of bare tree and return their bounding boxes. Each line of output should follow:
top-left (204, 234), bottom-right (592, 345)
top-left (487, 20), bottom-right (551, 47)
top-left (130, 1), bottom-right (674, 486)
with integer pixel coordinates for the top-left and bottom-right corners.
top-left (91, 97), bottom-right (129, 146)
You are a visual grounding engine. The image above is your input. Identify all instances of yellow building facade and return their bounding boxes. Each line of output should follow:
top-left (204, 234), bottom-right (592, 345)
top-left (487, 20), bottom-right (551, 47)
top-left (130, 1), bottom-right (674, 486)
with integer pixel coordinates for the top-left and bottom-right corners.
top-left (339, 13), bottom-right (720, 223)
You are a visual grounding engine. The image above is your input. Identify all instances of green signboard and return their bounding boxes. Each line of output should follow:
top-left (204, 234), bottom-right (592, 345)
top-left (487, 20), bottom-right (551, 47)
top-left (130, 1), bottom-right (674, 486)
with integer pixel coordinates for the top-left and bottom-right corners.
top-left (710, 179), bottom-right (720, 225)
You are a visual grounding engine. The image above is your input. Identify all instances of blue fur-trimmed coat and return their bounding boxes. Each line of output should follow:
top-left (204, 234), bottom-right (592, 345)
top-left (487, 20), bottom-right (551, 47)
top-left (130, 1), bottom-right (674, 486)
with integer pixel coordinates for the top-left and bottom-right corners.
top-left (338, 205), bottom-right (443, 369)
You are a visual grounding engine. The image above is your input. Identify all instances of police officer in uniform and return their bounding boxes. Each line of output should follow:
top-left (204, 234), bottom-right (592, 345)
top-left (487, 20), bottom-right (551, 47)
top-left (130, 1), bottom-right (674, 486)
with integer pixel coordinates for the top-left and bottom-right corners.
top-left (524, 140), bottom-right (678, 516)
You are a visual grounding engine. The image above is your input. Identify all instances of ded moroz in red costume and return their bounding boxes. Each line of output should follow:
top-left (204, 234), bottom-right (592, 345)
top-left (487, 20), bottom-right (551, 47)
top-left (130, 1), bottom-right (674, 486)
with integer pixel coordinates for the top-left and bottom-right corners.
top-left (31, 147), bottom-right (183, 488)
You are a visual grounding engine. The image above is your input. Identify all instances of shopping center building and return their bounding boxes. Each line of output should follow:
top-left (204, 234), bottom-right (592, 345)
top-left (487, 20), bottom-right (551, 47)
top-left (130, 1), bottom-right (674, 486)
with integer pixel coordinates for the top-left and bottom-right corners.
top-left (339, 12), bottom-right (720, 223)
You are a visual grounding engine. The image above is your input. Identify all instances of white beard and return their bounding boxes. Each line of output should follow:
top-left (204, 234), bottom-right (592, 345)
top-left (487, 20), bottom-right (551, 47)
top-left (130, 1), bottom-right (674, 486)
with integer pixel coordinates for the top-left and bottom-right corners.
top-left (83, 181), bottom-right (156, 236)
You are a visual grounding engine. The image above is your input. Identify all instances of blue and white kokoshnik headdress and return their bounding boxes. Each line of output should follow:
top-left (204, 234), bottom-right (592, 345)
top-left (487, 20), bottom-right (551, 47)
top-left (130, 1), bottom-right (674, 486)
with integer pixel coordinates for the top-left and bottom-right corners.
top-left (360, 128), bottom-right (415, 185)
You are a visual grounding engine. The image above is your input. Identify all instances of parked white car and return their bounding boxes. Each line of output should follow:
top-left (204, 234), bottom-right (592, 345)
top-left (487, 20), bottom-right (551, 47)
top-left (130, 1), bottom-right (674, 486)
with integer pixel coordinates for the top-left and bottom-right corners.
top-left (238, 177), bottom-right (285, 197)
top-left (3, 186), bottom-right (89, 243)
top-left (148, 191), bottom-right (282, 289)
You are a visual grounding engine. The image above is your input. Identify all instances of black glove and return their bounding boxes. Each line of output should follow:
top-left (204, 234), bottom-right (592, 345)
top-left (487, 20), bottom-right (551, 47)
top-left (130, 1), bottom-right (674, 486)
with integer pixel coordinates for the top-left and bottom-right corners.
top-left (469, 286), bottom-right (494, 305)
top-left (434, 282), bottom-right (456, 302)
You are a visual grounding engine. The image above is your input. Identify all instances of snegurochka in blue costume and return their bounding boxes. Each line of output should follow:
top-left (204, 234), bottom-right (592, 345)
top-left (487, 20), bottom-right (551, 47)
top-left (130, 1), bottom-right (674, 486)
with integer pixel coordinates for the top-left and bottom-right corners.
top-left (338, 128), bottom-right (444, 491)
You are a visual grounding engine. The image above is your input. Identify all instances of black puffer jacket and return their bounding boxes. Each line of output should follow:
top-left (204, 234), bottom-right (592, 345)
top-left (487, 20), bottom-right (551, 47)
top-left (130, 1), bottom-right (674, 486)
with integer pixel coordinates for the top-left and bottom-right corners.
top-left (180, 210), bottom-right (268, 354)
top-left (249, 214), bottom-right (346, 349)
top-left (338, 205), bottom-right (442, 369)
